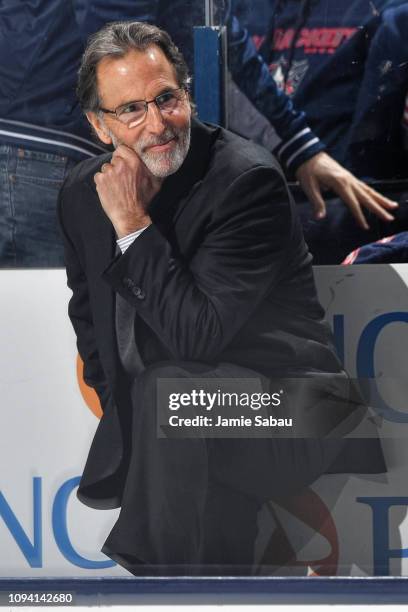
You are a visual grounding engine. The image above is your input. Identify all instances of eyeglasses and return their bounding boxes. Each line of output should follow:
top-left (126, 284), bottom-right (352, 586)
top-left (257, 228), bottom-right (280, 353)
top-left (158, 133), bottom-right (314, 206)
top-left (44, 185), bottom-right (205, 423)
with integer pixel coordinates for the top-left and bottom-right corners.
top-left (98, 87), bottom-right (187, 128)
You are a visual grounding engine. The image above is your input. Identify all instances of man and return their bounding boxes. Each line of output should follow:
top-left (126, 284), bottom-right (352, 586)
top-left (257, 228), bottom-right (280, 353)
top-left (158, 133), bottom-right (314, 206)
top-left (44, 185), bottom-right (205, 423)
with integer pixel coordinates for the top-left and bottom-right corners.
top-left (58, 21), bottom-right (385, 575)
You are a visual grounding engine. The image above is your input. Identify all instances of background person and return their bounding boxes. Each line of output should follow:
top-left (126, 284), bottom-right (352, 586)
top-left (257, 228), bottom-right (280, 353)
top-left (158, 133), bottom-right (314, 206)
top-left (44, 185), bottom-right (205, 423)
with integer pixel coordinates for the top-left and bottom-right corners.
top-left (0, 0), bottom-right (105, 266)
top-left (0, 0), bottom-right (160, 267)
top-left (224, 0), bottom-right (408, 260)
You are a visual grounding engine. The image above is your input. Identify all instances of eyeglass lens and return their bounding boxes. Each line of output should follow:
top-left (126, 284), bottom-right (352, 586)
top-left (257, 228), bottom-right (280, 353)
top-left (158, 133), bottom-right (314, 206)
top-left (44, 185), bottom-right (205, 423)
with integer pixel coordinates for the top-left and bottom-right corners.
top-left (117, 90), bottom-right (185, 126)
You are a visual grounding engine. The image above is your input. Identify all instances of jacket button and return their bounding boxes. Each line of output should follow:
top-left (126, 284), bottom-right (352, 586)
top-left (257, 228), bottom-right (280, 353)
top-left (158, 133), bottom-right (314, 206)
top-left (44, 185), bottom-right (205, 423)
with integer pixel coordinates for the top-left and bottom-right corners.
top-left (122, 277), bottom-right (134, 289)
top-left (131, 286), bottom-right (145, 300)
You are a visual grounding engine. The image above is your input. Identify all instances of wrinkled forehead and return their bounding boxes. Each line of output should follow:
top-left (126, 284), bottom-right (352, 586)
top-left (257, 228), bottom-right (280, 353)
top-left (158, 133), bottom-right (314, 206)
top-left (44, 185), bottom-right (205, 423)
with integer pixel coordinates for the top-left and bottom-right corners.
top-left (96, 45), bottom-right (179, 108)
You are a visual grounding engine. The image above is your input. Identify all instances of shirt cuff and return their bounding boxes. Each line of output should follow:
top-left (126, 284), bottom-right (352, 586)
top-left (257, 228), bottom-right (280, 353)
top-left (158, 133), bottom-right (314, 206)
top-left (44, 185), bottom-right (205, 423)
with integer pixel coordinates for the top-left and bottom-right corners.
top-left (116, 226), bottom-right (149, 254)
top-left (275, 128), bottom-right (326, 175)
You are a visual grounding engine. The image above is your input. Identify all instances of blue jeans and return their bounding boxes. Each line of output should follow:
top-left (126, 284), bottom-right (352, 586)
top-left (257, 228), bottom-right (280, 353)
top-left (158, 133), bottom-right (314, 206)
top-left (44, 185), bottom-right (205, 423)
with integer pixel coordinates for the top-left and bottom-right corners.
top-left (0, 145), bottom-right (77, 267)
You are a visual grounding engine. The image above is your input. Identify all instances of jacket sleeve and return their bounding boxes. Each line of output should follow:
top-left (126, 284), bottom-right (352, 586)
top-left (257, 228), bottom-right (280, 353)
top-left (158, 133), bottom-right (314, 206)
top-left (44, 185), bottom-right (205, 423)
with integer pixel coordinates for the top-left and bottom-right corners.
top-left (227, 16), bottom-right (325, 175)
top-left (79, 0), bottom-right (160, 42)
top-left (102, 164), bottom-right (297, 362)
top-left (58, 184), bottom-right (112, 412)
top-left (343, 5), bottom-right (408, 179)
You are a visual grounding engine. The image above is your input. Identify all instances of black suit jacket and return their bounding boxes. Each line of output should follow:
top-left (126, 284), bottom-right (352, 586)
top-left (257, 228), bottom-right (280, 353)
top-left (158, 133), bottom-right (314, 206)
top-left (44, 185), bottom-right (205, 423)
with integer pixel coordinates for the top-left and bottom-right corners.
top-left (58, 119), bottom-right (384, 509)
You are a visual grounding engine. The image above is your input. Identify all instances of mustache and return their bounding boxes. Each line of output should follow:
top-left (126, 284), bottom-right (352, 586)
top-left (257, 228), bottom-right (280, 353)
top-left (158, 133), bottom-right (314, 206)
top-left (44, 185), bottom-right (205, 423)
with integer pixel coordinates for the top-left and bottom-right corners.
top-left (139, 128), bottom-right (178, 150)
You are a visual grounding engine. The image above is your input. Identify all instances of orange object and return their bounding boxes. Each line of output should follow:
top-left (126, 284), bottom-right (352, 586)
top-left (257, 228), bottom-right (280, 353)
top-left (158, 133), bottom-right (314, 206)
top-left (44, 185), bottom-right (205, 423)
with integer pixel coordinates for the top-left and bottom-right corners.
top-left (76, 354), bottom-right (103, 419)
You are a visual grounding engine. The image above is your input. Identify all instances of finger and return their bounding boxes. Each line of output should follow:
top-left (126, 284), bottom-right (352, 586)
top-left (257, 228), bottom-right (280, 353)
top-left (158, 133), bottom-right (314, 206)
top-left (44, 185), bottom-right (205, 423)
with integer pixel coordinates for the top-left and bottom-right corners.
top-left (113, 146), bottom-right (157, 183)
top-left (112, 144), bottom-right (141, 167)
top-left (94, 171), bottom-right (103, 185)
top-left (357, 192), bottom-right (395, 222)
top-left (325, 177), bottom-right (372, 228)
top-left (336, 187), bottom-right (370, 230)
top-left (301, 178), bottom-right (327, 220)
top-left (331, 177), bottom-right (397, 221)
top-left (109, 155), bottom-right (126, 171)
top-left (348, 182), bottom-right (396, 222)
top-left (361, 184), bottom-right (399, 210)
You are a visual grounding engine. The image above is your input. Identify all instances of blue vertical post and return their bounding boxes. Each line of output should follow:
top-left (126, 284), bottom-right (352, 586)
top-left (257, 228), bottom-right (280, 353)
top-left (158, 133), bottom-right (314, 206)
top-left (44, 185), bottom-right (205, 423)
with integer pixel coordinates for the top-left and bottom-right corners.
top-left (194, 25), bottom-right (227, 126)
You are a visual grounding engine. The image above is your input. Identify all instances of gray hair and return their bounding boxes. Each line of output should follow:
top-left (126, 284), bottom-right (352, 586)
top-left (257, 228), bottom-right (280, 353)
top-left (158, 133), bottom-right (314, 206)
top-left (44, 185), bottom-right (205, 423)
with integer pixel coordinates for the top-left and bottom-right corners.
top-left (77, 21), bottom-right (191, 113)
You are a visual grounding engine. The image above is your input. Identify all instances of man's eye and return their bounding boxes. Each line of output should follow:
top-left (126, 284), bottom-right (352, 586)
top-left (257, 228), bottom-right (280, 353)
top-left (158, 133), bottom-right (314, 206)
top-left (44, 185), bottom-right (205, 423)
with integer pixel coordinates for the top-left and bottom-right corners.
top-left (157, 92), bottom-right (175, 105)
top-left (122, 103), bottom-right (143, 114)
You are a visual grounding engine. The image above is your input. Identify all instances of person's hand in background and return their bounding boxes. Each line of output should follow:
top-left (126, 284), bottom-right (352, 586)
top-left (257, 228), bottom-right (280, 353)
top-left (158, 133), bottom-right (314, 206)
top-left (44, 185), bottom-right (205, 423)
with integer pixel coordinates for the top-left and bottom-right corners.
top-left (296, 152), bottom-right (399, 229)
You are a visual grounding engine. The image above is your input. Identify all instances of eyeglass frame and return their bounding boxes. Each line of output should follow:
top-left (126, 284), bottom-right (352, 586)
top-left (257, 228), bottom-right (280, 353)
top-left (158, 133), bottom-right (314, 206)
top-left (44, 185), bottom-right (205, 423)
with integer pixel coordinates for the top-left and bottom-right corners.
top-left (98, 87), bottom-right (188, 127)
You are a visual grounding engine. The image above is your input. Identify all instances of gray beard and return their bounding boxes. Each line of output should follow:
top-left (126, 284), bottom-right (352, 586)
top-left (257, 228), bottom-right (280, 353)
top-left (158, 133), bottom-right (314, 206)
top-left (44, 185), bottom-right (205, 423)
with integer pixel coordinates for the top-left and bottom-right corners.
top-left (109, 122), bottom-right (191, 178)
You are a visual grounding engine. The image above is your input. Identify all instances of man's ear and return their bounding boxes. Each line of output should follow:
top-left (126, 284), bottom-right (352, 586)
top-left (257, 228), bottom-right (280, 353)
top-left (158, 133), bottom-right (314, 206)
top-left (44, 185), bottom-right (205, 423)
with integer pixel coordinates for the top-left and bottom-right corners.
top-left (86, 112), bottom-right (112, 145)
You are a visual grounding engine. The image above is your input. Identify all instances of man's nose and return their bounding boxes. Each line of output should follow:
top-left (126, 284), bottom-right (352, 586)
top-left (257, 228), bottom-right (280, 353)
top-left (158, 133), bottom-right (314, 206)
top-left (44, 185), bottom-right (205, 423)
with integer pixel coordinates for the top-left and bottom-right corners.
top-left (145, 101), bottom-right (166, 134)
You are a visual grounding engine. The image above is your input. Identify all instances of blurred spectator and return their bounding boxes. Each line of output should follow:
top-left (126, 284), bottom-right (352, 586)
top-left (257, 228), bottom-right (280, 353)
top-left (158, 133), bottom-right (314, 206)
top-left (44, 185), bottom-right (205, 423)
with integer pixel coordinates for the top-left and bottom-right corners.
top-left (0, 1), bottom-right (103, 266)
top-left (226, 6), bottom-right (398, 230)
top-left (345, 3), bottom-right (408, 179)
top-left (230, 0), bottom-right (406, 169)
top-left (0, 0), bottom-right (160, 267)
